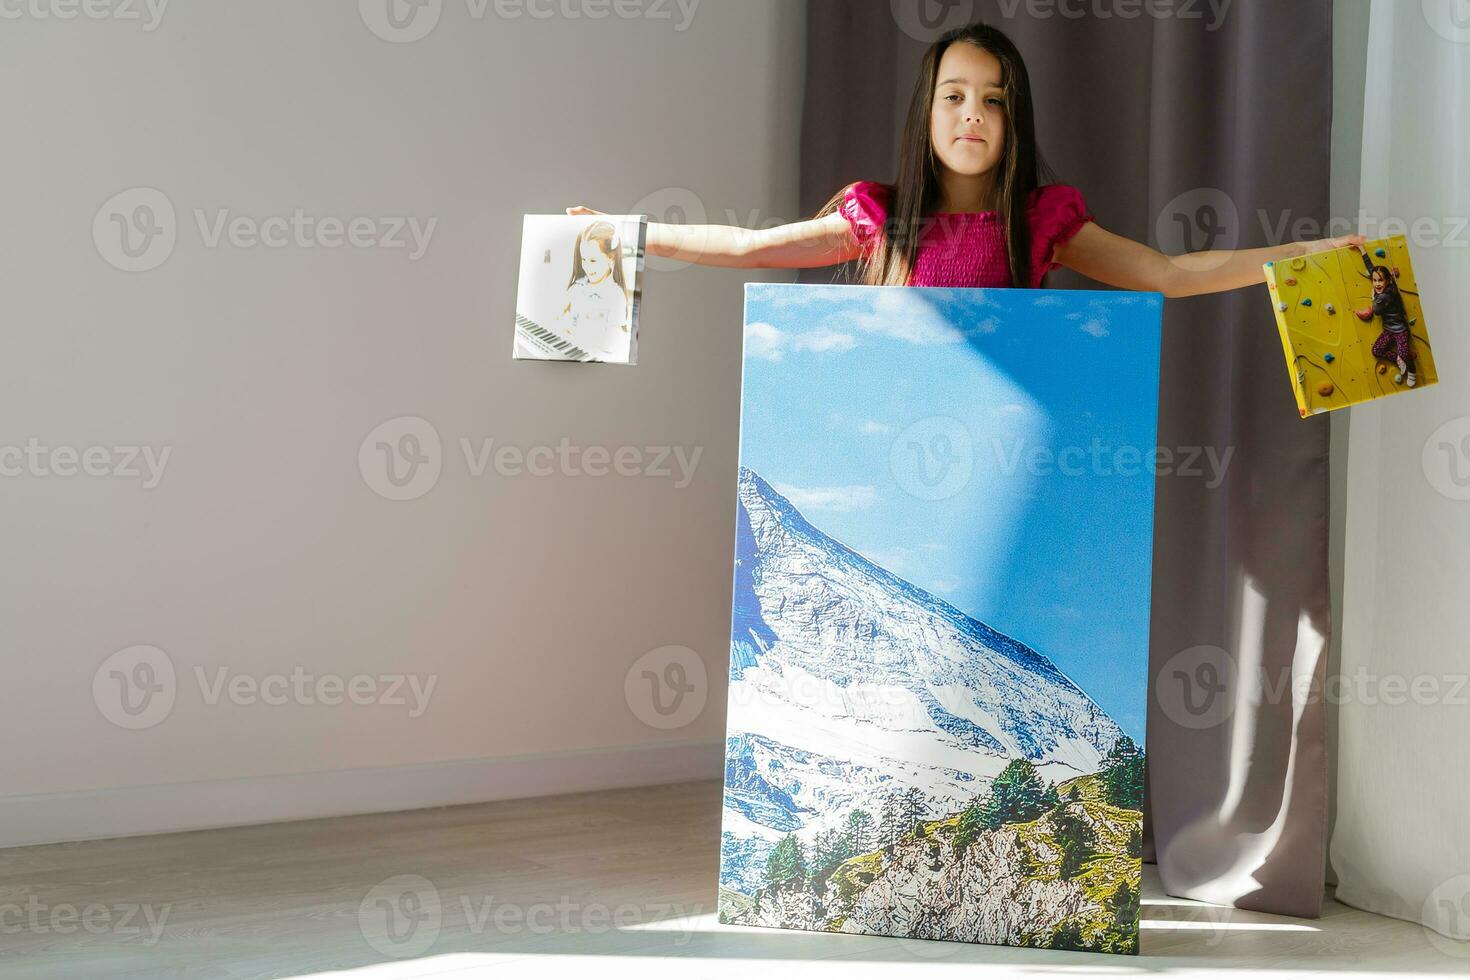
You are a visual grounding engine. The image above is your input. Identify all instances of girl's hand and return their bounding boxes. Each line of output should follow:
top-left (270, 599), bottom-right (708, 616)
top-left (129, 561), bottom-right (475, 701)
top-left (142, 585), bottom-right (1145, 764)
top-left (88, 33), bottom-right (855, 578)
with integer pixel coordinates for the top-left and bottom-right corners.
top-left (1300, 233), bottom-right (1366, 256)
top-left (565, 206), bottom-right (605, 216)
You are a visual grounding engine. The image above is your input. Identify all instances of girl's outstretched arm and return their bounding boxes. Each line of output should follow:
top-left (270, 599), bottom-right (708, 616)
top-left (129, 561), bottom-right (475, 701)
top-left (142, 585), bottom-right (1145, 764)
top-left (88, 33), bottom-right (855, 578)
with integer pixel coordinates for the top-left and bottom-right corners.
top-left (566, 206), bottom-right (859, 269)
top-left (1053, 221), bottom-right (1366, 298)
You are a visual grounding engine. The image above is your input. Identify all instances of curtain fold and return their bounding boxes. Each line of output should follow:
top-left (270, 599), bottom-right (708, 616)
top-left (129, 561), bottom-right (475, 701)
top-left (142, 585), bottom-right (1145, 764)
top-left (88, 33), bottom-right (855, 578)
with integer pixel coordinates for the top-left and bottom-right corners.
top-left (802, 0), bottom-right (1335, 918)
top-left (1330, 0), bottom-right (1470, 941)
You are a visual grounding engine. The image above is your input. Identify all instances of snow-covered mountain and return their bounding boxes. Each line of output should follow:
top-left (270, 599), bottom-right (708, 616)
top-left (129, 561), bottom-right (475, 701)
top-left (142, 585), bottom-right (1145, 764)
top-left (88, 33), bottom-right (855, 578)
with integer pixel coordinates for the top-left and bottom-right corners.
top-left (721, 466), bottom-right (1127, 892)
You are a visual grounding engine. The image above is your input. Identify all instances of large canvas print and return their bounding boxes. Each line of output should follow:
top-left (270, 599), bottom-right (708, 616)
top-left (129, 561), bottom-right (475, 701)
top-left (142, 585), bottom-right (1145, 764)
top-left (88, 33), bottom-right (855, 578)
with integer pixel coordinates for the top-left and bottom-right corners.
top-left (718, 283), bottom-right (1163, 956)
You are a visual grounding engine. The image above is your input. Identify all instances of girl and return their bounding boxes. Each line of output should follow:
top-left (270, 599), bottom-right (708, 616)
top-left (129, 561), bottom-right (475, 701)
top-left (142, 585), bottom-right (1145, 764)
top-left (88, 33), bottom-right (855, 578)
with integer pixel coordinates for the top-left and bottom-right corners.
top-left (556, 220), bottom-right (631, 358)
top-left (1353, 243), bottom-right (1417, 387)
top-left (569, 22), bottom-right (1363, 299)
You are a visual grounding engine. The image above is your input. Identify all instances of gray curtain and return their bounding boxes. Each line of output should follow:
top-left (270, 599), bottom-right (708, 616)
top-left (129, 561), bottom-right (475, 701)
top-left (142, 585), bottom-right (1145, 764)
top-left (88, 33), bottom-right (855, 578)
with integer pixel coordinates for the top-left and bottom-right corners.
top-left (801, 0), bottom-right (1333, 918)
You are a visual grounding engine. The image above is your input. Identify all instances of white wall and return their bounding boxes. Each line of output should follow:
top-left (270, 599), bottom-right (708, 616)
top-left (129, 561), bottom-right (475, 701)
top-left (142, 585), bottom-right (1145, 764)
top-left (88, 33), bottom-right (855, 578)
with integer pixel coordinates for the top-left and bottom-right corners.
top-left (0, 0), bottom-right (805, 846)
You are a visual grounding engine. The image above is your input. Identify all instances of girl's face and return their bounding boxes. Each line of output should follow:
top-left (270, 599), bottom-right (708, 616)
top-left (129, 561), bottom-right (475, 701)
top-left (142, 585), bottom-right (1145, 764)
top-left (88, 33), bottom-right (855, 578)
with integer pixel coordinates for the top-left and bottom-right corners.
top-left (1372, 269), bottom-right (1387, 293)
top-left (580, 238), bottom-right (613, 282)
top-left (929, 43), bottom-right (1007, 184)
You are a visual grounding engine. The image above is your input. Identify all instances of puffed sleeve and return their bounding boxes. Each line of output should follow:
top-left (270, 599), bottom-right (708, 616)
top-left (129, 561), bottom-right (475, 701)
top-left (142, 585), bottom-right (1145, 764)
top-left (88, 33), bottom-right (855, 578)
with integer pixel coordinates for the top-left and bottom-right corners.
top-left (1027, 184), bottom-right (1094, 287)
top-left (837, 181), bottom-right (892, 256)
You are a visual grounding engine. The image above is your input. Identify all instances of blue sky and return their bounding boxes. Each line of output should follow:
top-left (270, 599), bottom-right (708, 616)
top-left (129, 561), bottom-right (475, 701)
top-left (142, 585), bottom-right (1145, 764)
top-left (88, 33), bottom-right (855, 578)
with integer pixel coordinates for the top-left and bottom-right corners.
top-left (739, 283), bottom-right (1163, 741)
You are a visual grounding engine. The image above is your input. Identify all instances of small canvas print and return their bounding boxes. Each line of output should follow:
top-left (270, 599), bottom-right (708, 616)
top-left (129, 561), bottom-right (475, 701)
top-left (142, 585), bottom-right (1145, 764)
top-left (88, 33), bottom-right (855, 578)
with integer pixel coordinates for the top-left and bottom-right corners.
top-left (513, 213), bottom-right (646, 364)
top-left (1264, 235), bottom-right (1438, 416)
top-left (717, 283), bottom-right (1162, 956)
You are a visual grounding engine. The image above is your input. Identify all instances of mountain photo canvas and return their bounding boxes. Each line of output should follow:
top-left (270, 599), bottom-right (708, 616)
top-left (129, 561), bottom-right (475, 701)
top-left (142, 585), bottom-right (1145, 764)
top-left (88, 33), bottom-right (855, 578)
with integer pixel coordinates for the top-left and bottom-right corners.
top-left (512, 213), bottom-right (646, 364)
top-left (718, 283), bottom-right (1163, 956)
top-left (1263, 234), bottom-right (1438, 416)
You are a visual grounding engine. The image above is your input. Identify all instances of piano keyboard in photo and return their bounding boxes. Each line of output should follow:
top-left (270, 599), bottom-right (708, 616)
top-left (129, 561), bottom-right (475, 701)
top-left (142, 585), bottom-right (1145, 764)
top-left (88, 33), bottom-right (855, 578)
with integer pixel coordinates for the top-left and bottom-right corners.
top-left (515, 314), bottom-right (594, 362)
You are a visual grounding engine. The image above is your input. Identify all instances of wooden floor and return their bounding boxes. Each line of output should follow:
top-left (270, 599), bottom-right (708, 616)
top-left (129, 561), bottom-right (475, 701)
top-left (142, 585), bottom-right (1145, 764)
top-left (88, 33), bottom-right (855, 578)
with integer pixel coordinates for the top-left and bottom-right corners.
top-left (0, 779), bottom-right (1460, 979)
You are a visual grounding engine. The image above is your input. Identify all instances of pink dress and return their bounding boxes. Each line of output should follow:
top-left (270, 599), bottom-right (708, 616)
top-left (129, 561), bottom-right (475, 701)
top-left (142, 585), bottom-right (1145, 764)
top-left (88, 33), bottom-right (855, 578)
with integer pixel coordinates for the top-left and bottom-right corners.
top-left (837, 181), bottom-right (1094, 289)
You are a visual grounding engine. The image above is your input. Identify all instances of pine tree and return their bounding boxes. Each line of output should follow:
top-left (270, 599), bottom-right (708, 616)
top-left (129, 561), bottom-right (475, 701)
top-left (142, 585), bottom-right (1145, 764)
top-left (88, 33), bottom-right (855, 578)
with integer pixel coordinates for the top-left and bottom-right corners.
top-left (846, 808), bottom-right (874, 854)
top-left (1126, 824), bottom-right (1143, 858)
top-left (1100, 879), bottom-right (1140, 953)
top-left (764, 833), bottom-right (807, 890)
top-left (877, 793), bottom-right (902, 849)
top-left (1100, 735), bottom-right (1145, 810)
top-left (1052, 805), bottom-right (1096, 880)
top-left (899, 786), bottom-right (925, 829)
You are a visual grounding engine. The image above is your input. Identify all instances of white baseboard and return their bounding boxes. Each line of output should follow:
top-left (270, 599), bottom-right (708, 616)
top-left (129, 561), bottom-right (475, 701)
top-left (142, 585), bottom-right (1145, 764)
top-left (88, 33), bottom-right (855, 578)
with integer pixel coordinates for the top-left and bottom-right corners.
top-left (0, 739), bottom-right (724, 849)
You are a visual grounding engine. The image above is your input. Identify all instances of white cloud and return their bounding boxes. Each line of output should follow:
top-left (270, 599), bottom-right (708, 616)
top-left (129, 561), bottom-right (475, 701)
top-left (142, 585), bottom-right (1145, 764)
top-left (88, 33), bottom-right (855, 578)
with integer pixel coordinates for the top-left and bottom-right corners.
top-left (772, 482), bottom-right (878, 513)
top-left (744, 321), bottom-right (785, 361)
top-left (792, 328), bottom-right (856, 354)
top-left (1079, 319), bottom-right (1109, 338)
top-left (745, 321), bottom-right (855, 360)
top-left (859, 420), bottom-right (893, 435)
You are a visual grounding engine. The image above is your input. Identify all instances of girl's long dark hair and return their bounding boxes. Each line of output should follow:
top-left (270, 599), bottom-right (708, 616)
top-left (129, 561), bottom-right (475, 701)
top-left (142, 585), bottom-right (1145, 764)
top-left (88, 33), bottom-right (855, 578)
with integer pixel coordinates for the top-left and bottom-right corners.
top-left (816, 22), bottom-right (1057, 288)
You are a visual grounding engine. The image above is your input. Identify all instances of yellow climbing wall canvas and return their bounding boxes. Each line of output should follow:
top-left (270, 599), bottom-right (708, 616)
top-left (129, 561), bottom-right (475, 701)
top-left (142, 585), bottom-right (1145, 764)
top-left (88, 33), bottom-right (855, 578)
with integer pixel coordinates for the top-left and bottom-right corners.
top-left (1264, 235), bottom-right (1437, 417)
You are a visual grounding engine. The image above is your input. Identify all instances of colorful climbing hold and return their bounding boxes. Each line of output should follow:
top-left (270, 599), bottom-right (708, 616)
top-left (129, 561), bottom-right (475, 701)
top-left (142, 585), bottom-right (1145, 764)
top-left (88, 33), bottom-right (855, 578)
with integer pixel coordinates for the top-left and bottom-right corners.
top-left (1279, 302), bottom-right (1289, 312)
top-left (1325, 303), bottom-right (1336, 315)
top-left (1285, 277), bottom-right (1298, 286)
top-left (1375, 248), bottom-right (1387, 258)
top-left (1324, 353), bottom-right (1335, 363)
top-left (1290, 257), bottom-right (1307, 271)
top-left (1301, 298), bottom-right (1312, 307)
top-left (1318, 383), bottom-right (1335, 397)
top-left (1377, 363), bottom-right (1389, 375)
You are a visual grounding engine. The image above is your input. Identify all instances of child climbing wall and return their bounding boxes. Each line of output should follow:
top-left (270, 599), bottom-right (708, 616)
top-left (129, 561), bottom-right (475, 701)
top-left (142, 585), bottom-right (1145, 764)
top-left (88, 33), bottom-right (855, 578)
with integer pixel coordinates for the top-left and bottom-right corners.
top-left (1264, 235), bottom-right (1437, 416)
